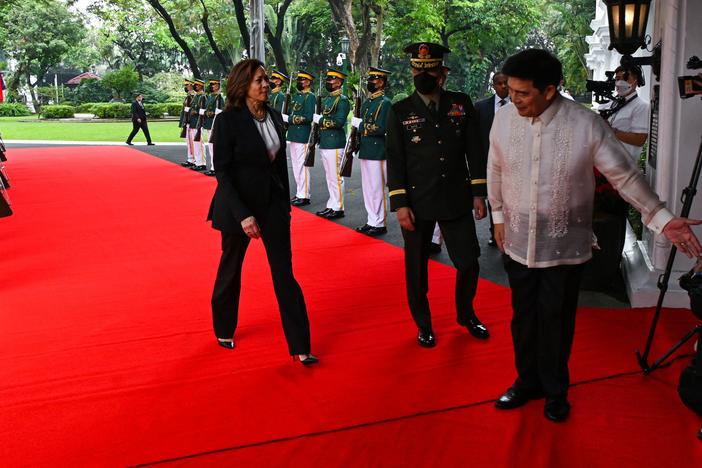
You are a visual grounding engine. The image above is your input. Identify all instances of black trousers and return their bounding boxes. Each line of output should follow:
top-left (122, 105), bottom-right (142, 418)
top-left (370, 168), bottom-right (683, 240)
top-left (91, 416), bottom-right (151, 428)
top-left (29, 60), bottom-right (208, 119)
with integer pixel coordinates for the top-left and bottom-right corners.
top-left (401, 213), bottom-right (481, 330)
top-left (503, 255), bottom-right (585, 398)
top-left (126, 120), bottom-right (152, 144)
top-left (211, 197), bottom-right (311, 355)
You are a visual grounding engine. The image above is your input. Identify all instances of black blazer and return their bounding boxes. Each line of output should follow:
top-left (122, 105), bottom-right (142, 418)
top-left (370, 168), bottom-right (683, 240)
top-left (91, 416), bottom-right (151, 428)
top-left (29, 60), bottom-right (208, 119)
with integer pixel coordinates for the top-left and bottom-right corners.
top-left (131, 100), bottom-right (147, 122)
top-left (473, 95), bottom-right (495, 162)
top-left (207, 105), bottom-right (290, 233)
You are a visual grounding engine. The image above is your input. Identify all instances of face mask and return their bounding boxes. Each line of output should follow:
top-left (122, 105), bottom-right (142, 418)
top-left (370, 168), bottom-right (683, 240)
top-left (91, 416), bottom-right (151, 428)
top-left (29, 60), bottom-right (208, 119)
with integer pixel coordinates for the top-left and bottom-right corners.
top-left (366, 81), bottom-right (378, 93)
top-left (414, 72), bottom-right (439, 95)
top-left (296, 81), bottom-right (305, 91)
top-left (324, 81), bottom-right (335, 92)
top-left (615, 80), bottom-right (632, 96)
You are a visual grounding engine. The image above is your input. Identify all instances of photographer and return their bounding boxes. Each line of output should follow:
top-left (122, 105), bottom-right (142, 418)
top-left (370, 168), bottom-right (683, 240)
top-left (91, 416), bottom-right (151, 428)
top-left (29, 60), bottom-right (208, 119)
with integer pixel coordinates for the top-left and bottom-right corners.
top-left (601, 64), bottom-right (650, 161)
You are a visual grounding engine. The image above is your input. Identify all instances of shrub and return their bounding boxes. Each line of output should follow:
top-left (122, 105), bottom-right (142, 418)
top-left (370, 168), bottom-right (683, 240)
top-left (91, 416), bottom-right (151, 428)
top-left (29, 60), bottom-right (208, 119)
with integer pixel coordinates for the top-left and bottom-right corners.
top-left (165, 102), bottom-right (183, 117)
top-left (144, 103), bottom-right (166, 119)
top-left (92, 103), bottom-right (131, 119)
top-left (0, 103), bottom-right (32, 117)
top-left (75, 103), bottom-right (101, 113)
top-left (65, 78), bottom-right (112, 104)
top-left (40, 105), bottom-right (75, 119)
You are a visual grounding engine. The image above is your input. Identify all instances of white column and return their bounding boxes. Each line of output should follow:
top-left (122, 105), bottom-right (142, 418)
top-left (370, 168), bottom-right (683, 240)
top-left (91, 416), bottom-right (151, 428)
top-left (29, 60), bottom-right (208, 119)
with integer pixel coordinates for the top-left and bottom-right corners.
top-left (250, 0), bottom-right (266, 63)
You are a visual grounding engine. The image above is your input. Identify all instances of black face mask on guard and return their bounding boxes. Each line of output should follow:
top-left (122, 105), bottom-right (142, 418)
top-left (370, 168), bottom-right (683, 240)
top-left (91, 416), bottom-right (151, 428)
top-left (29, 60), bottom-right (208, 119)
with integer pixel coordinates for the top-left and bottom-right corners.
top-left (414, 72), bottom-right (439, 95)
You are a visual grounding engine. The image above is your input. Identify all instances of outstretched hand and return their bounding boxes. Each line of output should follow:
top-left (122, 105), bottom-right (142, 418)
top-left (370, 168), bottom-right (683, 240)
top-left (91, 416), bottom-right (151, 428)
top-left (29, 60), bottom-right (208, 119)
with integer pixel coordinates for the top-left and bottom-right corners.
top-left (662, 217), bottom-right (702, 258)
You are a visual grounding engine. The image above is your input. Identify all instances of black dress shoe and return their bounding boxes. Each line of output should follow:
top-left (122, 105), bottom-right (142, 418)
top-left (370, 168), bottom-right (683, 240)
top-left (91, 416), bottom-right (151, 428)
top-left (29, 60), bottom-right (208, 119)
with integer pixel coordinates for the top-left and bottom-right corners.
top-left (295, 354), bottom-right (319, 366)
top-left (544, 397), bottom-right (570, 422)
top-left (316, 208), bottom-right (333, 217)
top-left (125, 141), bottom-right (133, 146)
top-left (428, 242), bottom-right (442, 254)
top-left (324, 210), bottom-right (345, 219)
top-left (147, 142), bottom-right (155, 146)
top-left (355, 224), bottom-right (372, 233)
top-left (365, 226), bottom-right (387, 236)
top-left (291, 198), bottom-right (310, 206)
top-left (203, 170), bottom-right (216, 176)
top-left (180, 162), bottom-right (195, 167)
top-left (417, 328), bottom-right (436, 348)
top-left (217, 338), bottom-right (235, 350)
top-left (458, 315), bottom-right (490, 339)
top-left (487, 238), bottom-right (497, 247)
top-left (192, 165), bottom-right (207, 171)
top-left (495, 387), bottom-right (543, 409)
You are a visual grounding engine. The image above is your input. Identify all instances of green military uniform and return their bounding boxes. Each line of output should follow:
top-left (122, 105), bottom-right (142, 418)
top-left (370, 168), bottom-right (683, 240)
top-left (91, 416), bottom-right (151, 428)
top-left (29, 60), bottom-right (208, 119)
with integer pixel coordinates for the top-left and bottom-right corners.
top-left (386, 42), bottom-right (489, 346)
top-left (179, 79), bottom-right (196, 167)
top-left (269, 70), bottom-right (289, 113)
top-left (359, 90), bottom-right (391, 160)
top-left (203, 79), bottom-right (224, 175)
top-left (286, 90), bottom-right (315, 143)
top-left (188, 79), bottom-right (207, 168)
top-left (203, 92), bottom-right (224, 130)
top-left (288, 70), bottom-right (316, 204)
top-left (179, 79), bottom-right (193, 130)
top-left (319, 88), bottom-right (350, 149)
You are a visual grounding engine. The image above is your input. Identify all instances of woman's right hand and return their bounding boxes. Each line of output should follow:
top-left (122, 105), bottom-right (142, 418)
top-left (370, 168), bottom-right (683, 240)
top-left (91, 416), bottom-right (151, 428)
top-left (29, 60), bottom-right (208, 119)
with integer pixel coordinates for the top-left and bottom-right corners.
top-left (241, 216), bottom-right (261, 239)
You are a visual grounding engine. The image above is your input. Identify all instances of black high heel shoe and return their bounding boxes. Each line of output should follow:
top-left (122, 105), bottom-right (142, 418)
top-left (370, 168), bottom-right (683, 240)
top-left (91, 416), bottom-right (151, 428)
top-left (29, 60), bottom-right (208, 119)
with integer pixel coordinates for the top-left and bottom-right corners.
top-left (217, 338), bottom-right (235, 349)
top-left (293, 354), bottom-right (319, 366)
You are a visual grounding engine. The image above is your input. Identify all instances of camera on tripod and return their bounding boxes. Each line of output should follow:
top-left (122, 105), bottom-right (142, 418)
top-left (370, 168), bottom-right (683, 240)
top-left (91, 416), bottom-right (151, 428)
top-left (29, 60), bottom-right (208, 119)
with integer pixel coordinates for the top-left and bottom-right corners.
top-left (586, 70), bottom-right (616, 104)
top-left (677, 56), bottom-right (702, 99)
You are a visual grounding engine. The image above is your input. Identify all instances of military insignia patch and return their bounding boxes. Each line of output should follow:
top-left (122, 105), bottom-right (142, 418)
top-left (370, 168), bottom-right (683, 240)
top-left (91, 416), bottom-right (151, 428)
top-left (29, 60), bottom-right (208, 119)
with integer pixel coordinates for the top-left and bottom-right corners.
top-left (402, 116), bottom-right (426, 130)
top-left (418, 44), bottom-right (430, 59)
top-left (411, 135), bottom-right (422, 144)
top-left (447, 102), bottom-right (466, 117)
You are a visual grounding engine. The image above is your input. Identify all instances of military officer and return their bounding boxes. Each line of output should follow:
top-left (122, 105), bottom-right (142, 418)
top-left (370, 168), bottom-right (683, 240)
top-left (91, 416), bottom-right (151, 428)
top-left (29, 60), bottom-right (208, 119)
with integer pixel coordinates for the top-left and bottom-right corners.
top-left (188, 79), bottom-right (207, 171)
top-left (386, 42), bottom-right (490, 348)
top-left (315, 68), bottom-right (350, 219)
top-left (354, 67), bottom-right (392, 236)
top-left (269, 70), bottom-right (289, 113)
top-left (180, 79), bottom-right (196, 168)
top-left (286, 70), bottom-right (316, 206)
top-left (203, 79), bottom-right (224, 177)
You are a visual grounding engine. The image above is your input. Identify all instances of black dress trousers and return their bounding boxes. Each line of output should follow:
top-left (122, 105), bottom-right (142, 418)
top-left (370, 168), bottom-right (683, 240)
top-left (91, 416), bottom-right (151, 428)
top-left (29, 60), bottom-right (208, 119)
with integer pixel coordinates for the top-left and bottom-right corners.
top-left (126, 120), bottom-right (153, 144)
top-left (502, 255), bottom-right (585, 398)
top-left (401, 213), bottom-right (481, 330)
top-left (211, 194), bottom-right (311, 355)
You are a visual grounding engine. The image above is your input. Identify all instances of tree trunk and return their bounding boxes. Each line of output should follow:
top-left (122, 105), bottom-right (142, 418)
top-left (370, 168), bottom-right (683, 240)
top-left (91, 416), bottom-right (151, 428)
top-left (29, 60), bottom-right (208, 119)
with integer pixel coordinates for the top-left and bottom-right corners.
top-left (145, 0), bottom-right (201, 78)
top-left (369, 5), bottom-right (383, 67)
top-left (231, 0), bottom-right (251, 57)
top-left (264, 0), bottom-right (294, 75)
top-left (199, 4), bottom-right (230, 75)
top-left (328, 0), bottom-right (359, 70)
top-left (26, 72), bottom-right (40, 114)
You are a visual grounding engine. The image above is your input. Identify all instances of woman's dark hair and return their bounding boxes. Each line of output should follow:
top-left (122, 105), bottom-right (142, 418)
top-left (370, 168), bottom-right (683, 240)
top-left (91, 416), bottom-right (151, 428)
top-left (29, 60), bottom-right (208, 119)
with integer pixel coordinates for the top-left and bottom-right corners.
top-left (224, 59), bottom-right (265, 111)
top-left (502, 49), bottom-right (563, 93)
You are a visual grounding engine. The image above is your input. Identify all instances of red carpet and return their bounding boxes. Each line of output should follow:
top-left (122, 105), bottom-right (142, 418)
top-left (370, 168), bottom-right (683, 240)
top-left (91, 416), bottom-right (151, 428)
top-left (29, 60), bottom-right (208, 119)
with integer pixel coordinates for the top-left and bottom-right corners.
top-left (0, 147), bottom-right (700, 466)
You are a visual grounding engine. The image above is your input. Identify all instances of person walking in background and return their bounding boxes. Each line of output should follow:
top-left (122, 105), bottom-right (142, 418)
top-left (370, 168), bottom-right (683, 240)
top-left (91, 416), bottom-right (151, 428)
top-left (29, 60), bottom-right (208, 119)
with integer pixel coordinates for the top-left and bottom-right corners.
top-left (474, 71), bottom-right (510, 247)
top-left (208, 59), bottom-right (318, 365)
top-left (126, 93), bottom-right (154, 146)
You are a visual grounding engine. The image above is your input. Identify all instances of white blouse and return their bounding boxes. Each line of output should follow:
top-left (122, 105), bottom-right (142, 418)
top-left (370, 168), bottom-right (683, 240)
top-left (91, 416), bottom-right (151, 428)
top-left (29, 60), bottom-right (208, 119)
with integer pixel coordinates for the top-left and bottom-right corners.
top-left (253, 113), bottom-right (280, 161)
top-left (487, 96), bottom-right (673, 268)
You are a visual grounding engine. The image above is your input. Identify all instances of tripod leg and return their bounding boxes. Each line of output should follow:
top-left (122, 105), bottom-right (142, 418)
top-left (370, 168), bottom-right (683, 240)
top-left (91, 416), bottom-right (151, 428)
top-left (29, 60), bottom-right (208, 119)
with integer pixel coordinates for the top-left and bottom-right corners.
top-left (648, 324), bottom-right (702, 372)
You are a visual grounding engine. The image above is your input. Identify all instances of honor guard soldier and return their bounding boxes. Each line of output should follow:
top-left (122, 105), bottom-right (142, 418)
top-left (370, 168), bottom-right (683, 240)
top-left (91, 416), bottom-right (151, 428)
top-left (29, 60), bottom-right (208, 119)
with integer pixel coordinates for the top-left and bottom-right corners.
top-left (269, 71), bottom-right (289, 113)
top-left (386, 42), bottom-right (490, 348)
top-left (354, 67), bottom-right (392, 236)
top-left (180, 79), bottom-right (196, 167)
top-left (188, 79), bottom-right (207, 171)
top-left (315, 68), bottom-right (350, 219)
top-left (203, 79), bottom-right (224, 176)
top-left (286, 70), bottom-right (316, 206)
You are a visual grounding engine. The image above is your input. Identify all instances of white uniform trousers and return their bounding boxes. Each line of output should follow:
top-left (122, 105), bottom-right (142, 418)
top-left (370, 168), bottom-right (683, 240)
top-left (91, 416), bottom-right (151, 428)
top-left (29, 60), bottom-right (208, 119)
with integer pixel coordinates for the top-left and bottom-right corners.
top-left (319, 147), bottom-right (345, 211)
top-left (360, 158), bottom-right (388, 227)
top-left (200, 128), bottom-right (212, 170)
top-left (432, 223), bottom-right (443, 245)
top-left (185, 126), bottom-right (195, 164)
top-left (288, 141), bottom-right (310, 199)
top-left (188, 127), bottom-right (205, 166)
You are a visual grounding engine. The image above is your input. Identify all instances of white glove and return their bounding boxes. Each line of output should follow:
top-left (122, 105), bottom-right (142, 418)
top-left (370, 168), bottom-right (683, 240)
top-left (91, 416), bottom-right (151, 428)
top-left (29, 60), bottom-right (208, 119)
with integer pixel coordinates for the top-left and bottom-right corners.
top-left (351, 117), bottom-right (363, 129)
top-left (184, 107), bottom-right (190, 112)
top-left (199, 109), bottom-right (206, 115)
top-left (282, 114), bottom-right (289, 123)
top-left (214, 108), bottom-right (222, 115)
top-left (313, 113), bottom-right (322, 124)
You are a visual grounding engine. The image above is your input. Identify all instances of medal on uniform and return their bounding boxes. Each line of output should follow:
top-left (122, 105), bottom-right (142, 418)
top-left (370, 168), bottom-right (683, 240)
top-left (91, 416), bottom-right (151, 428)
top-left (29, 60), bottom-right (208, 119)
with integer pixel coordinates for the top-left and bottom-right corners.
top-left (411, 135), bottom-right (422, 144)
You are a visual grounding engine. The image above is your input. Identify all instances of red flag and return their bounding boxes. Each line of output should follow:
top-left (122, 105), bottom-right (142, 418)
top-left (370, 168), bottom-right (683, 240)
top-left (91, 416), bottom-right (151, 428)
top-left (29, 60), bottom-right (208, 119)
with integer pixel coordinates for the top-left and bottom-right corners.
top-left (0, 72), bottom-right (5, 103)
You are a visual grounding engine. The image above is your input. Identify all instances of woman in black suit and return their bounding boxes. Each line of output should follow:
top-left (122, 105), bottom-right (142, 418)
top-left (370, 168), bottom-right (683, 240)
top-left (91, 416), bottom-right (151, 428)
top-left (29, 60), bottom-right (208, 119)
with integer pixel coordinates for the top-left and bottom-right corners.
top-left (208, 59), bottom-right (318, 365)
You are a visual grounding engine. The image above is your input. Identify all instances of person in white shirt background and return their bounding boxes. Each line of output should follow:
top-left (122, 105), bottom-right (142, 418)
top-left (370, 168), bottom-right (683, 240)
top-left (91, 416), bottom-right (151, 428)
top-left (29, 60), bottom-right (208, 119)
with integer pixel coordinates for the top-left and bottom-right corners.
top-left (487, 49), bottom-right (702, 423)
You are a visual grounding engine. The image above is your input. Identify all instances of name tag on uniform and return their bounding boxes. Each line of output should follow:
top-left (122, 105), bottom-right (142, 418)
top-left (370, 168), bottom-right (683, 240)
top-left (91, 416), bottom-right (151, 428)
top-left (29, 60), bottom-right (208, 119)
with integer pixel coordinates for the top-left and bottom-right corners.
top-left (447, 102), bottom-right (466, 117)
top-left (402, 115), bottom-right (425, 130)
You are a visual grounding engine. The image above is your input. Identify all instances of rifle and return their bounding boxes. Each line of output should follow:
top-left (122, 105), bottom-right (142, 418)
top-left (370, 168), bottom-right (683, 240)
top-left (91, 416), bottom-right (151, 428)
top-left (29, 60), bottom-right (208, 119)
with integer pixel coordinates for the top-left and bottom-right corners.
top-left (281, 77), bottom-right (293, 131)
top-left (193, 93), bottom-right (206, 142)
top-left (340, 85), bottom-right (361, 178)
top-left (303, 77), bottom-right (323, 167)
top-left (179, 94), bottom-right (191, 139)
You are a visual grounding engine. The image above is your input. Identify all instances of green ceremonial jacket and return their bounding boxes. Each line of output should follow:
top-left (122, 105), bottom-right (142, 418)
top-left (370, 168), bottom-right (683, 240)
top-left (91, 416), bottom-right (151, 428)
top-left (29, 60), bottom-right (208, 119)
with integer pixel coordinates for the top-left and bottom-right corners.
top-left (286, 91), bottom-right (315, 143)
top-left (203, 93), bottom-right (224, 130)
top-left (269, 89), bottom-right (286, 113)
top-left (319, 90), bottom-right (350, 150)
top-left (359, 92), bottom-right (391, 160)
top-left (188, 92), bottom-right (207, 128)
top-left (179, 93), bottom-right (193, 128)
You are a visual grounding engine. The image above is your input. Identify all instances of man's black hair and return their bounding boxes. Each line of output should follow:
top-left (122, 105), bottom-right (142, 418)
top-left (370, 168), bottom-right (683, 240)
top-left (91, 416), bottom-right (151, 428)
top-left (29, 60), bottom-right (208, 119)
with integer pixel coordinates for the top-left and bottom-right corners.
top-left (502, 49), bottom-right (563, 92)
top-left (614, 63), bottom-right (644, 86)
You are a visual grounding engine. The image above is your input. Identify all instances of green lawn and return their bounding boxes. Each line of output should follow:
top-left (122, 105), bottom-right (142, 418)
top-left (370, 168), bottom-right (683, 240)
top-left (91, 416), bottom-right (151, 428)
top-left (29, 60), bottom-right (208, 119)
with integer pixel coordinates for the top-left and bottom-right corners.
top-left (0, 116), bottom-right (183, 142)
